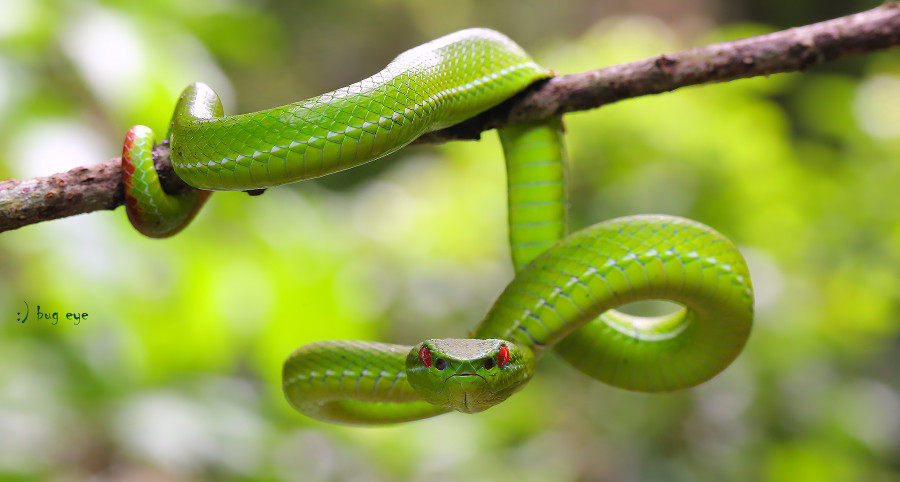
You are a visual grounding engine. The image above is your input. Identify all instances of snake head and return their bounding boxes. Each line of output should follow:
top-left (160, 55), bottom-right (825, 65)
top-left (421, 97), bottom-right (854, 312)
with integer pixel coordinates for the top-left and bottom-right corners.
top-left (405, 338), bottom-right (534, 413)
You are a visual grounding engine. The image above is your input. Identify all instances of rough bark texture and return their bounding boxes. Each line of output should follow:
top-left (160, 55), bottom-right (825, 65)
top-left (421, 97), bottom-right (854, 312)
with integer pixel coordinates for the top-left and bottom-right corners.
top-left (2, 3), bottom-right (900, 233)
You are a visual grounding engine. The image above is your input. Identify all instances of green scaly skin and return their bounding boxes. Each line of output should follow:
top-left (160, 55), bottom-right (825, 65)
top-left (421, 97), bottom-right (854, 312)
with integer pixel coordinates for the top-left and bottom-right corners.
top-left (118, 28), bottom-right (754, 424)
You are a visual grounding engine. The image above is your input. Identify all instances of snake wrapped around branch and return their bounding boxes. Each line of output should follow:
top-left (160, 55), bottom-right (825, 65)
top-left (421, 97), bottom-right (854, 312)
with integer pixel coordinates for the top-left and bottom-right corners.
top-left (120, 28), bottom-right (753, 425)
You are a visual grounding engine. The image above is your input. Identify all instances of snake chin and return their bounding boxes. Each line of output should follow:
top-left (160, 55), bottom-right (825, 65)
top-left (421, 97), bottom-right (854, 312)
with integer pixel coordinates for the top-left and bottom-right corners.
top-left (443, 377), bottom-right (493, 414)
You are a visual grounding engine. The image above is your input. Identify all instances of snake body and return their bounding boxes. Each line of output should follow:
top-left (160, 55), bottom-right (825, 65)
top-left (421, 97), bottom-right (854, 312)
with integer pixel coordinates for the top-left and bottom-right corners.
top-left (122, 29), bottom-right (753, 424)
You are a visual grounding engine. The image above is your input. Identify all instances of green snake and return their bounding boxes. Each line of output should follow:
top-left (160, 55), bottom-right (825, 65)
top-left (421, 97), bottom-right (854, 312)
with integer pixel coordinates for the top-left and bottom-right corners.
top-left (121, 28), bottom-right (753, 424)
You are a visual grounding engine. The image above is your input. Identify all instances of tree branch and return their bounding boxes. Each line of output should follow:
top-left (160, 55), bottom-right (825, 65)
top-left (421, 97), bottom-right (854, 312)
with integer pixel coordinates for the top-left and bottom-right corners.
top-left (3, 2), bottom-right (900, 234)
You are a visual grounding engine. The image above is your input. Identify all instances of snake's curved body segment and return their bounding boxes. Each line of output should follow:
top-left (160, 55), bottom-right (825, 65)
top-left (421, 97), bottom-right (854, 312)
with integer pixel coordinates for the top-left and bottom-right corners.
top-left (475, 215), bottom-right (753, 392)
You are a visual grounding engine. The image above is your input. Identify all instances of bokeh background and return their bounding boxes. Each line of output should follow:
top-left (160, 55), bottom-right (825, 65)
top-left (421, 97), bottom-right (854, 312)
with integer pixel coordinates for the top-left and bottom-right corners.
top-left (2, 0), bottom-right (900, 480)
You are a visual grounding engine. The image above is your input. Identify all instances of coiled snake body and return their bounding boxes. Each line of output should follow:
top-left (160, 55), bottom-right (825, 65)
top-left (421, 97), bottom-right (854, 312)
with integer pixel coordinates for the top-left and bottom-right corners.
top-left (122, 29), bottom-right (753, 425)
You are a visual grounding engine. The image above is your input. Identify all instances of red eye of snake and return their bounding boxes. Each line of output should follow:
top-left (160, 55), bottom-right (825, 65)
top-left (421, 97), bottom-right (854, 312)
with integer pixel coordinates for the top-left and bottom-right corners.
top-left (419, 344), bottom-right (432, 367)
top-left (498, 345), bottom-right (510, 368)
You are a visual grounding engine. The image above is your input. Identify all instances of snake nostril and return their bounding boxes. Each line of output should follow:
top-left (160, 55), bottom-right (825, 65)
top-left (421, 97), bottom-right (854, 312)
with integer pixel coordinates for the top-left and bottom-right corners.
top-left (483, 358), bottom-right (494, 369)
top-left (435, 358), bottom-right (447, 371)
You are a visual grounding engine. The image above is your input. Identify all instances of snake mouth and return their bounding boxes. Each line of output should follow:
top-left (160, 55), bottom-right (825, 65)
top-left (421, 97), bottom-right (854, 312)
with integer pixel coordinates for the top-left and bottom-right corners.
top-left (449, 372), bottom-right (483, 379)
top-left (441, 373), bottom-right (495, 395)
top-left (446, 373), bottom-right (489, 385)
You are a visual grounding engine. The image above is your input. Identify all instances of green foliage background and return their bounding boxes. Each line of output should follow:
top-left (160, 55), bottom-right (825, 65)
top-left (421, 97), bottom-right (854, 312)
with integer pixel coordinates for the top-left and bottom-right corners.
top-left (1, 0), bottom-right (899, 480)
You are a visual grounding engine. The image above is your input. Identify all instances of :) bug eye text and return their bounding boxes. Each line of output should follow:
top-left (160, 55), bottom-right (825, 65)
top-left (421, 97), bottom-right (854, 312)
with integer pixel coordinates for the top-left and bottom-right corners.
top-left (17, 301), bottom-right (88, 325)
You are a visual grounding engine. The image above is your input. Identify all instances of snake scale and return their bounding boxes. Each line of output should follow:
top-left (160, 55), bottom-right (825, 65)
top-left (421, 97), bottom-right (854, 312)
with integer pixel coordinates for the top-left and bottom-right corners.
top-left (121, 28), bottom-right (753, 425)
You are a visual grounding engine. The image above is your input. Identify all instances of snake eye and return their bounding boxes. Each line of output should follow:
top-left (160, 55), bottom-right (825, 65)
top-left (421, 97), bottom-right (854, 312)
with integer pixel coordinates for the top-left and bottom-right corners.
top-left (418, 345), bottom-right (431, 367)
top-left (435, 358), bottom-right (447, 371)
top-left (498, 345), bottom-right (510, 368)
top-left (483, 358), bottom-right (494, 369)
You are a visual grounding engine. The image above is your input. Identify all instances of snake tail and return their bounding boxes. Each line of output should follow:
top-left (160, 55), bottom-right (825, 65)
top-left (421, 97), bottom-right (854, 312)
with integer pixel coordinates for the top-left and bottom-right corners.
top-left (474, 214), bottom-right (754, 392)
